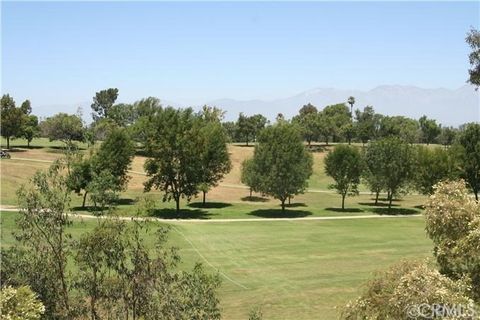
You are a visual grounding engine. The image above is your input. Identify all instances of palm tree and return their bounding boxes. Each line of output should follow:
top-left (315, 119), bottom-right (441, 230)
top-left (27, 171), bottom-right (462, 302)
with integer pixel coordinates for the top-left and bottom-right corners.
top-left (347, 96), bottom-right (355, 121)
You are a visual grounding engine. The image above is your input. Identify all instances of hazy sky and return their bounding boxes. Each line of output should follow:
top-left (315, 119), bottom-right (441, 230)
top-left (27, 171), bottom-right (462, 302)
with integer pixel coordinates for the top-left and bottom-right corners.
top-left (2, 1), bottom-right (479, 108)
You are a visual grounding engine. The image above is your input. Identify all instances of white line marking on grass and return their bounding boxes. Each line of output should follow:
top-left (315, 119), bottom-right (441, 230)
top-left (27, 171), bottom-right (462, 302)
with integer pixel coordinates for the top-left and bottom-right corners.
top-left (171, 225), bottom-right (249, 290)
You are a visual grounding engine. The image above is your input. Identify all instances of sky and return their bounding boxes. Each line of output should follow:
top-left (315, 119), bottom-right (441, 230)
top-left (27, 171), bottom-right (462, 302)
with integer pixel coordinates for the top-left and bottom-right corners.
top-left (1, 1), bottom-right (479, 111)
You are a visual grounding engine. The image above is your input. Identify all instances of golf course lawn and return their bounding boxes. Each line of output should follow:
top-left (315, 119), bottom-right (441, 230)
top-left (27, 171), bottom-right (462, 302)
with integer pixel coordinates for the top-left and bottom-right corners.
top-left (0, 139), bottom-right (434, 319)
top-left (1, 211), bottom-right (432, 319)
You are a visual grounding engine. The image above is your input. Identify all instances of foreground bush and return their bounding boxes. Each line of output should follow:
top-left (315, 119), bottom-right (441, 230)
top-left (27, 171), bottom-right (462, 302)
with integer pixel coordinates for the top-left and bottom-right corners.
top-left (341, 260), bottom-right (474, 320)
top-left (0, 286), bottom-right (45, 320)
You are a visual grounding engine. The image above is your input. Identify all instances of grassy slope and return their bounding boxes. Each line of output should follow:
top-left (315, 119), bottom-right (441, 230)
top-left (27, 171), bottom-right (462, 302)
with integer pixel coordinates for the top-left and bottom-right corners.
top-left (1, 211), bottom-right (432, 319)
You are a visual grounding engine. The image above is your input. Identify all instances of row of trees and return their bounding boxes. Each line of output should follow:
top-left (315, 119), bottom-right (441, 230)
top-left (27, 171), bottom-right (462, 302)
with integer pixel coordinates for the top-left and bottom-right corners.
top-left (323, 122), bottom-right (480, 210)
top-left (220, 101), bottom-right (456, 147)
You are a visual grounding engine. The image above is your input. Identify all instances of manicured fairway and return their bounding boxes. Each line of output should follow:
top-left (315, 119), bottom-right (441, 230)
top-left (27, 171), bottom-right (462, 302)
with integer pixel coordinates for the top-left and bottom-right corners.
top-left (1, 211), bottom-right (432, 319)
top-left (0, 140), bottom-right (433, 319)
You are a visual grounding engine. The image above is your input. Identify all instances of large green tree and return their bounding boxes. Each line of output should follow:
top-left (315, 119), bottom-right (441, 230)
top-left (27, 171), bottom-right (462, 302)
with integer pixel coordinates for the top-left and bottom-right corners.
top-left (378, 116), bottom-right (419, 143)
top-left (419, 115), bottom-right (441, 145)
top-left (241, 158), bottom-right (261, 198)
top-left (354, 106), bottom-right (379, 145)
top-left (91, 88), bottom-right (119, 120)
top-left (66, 128), bottom-right (134, 209)
top-left (324, 145), bottom-right (364, 210)
top-left (466, 28), bottom-right (480, 87)
top-left (1, 94), bottom-right (26, 149)
top-left (197, 121), bottom-right (232, 204)
top-left (22, 115), bottom-right (40, 148)
top-left (143, 108), bottom-right (205, 213)
top-left (236, 113), bottom-right (267, 146)
top-left (292, 103), bottom-right (320, 146)
top-left (40, 113), bottom-right (85, 146)
top-left (364, 138), bottom-right (414, 209)
top-left (249, 123), bottom-right (313, 211)
top-left (456, 123), bottom-right (480, 200)
top-left (319, 103), bottom-right (351, 143)
top-left (413, 146), bottom-right (458, 195)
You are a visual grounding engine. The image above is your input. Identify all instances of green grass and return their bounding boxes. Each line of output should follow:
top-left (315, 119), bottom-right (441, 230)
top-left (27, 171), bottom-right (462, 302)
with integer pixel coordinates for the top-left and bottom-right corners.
top-left (0, 137), bottom-right (88, 149)
top-left (0, 140), bottom-right (433, 319)
top-left (1, 211), bottom-right (432, 319)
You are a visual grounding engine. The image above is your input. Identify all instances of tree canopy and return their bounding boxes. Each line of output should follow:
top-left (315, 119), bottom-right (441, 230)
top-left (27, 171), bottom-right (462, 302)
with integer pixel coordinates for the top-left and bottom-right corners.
top-left (41, 113), bottom-right (85, 146)
top-left (248, 123), bottom-right (313, 211)
top-left (324, 145), bottom-right (364, 209)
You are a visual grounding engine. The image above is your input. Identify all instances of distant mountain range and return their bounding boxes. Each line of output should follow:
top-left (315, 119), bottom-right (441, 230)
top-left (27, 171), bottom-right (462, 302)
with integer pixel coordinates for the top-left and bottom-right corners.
top-left (207, 85), bottom-right (479, 126)
top-left (36, 84), bottom-right (479, 126)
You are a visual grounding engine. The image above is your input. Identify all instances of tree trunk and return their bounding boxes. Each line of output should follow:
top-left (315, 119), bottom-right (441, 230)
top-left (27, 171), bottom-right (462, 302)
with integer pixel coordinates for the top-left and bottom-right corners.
top-left (82, 191), bottom-right (88, 208)
top-left (388, 194), bottom-right (393, 211)
top-left (281, 199), bottom-right (286, 212)
top-left (342, 193), bottom-right (346, 210)
top-left (6, 136), bottom-right (9, 149)
top-left (374, 191), bottom-right (379, 205)
top-left (475, 190), bottom-right (478, 202)
top-left (288, 196), bottom-right (291, 205)
top-left (249, 188), bottom-right (252, 198)
top-left (202, 191), bottom-right (206, 205)
top-left (175, 197), bottom-right (180, 215)
top-left (27, 140), bottom-right (31, 148)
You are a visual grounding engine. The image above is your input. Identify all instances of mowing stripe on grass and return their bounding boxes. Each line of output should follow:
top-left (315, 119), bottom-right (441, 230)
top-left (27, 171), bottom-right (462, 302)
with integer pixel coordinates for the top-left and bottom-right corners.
top-left (171, 225), bottom-right (249, 290)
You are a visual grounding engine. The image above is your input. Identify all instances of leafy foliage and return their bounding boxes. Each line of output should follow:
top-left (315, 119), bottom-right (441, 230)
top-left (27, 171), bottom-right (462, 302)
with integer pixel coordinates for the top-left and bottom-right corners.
top-left (456, 123), bottom-right (480, 200)
top-left (324, 145), bottom-right (363, 209)
top-left (342, 260), bottom-right (474, 320)
top-left (425, 180), bottom-right (480, 301)
top-left (143, 108), bottom-right (206, 213)
top-left (3, 160), bottom-right (222, 319)
top-left (91, 88), bottom-right (119, 120)
top-left (40, 113), bottom-right (85, 145)
top-left (363, 138), bottom-right (414, 209)
top-left (0, 286), bottom-right (45, 320)
top-left (413, 146), bottom-right (458, 195)
top-left (197, 121), bottom-right (232, 204)
top-left (466, 28), bottom-right (480, 87)
top-left (249, 123), bottom-right (313, 211)
top-left (419, 115), bottom-right (441, 145)
top-left (1, 94), bottom-right (27, 149)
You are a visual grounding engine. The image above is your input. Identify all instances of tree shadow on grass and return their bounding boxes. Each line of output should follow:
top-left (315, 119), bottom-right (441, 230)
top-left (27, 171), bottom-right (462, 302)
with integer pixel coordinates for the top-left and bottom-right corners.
top-left (248, 209), bottom-right (312, 218)
top-left (371, 207), bottom-right (419, 216)
top-left (377, 197), bottom-right (403, 202)
top-left (188, 202), bottom-right (232, 209)
top-left (358, 202), bottom-right (400, 207)
top-left (71, 206), bottom-right (107, 214)
top-left (325, 207), bottom-right (364, 213)
top-left (241, 196), bottom-right (269, 202)
top-left (148, 208), bottom-right (213, 220)
top-left (4, 148), bottom-right (28, 153)
top-left (414, 205), bottom-right (425, 210)
top-left (285, 203), bottom-right (307, 208)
